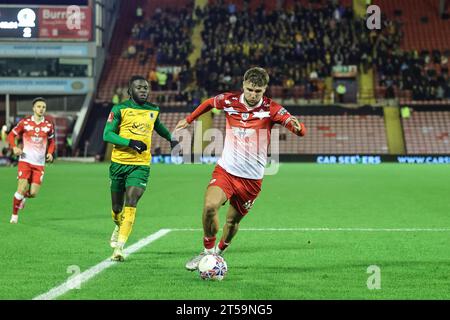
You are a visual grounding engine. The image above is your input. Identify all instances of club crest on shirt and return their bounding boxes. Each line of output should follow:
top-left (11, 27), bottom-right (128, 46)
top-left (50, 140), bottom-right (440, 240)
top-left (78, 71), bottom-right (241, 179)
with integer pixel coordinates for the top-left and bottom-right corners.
top-left (149, 112), bottom-right (154, 119)
top-left (241, 113), bottom-right (250, 121)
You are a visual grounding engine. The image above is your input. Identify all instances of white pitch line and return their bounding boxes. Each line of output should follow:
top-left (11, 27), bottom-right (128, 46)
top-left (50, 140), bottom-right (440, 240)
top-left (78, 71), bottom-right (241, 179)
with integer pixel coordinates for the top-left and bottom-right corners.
top-left (32, 226), bottom-right (450, 300)
top-left (33, 228), bottom-right (172, 301)
top-left (171, 227), bottom-right (450, 232)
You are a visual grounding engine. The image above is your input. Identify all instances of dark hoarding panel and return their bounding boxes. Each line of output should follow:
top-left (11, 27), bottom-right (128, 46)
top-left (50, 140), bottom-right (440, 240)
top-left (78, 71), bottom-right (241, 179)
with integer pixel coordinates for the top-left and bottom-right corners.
top-left (0, 7), bottom-right (39, 39)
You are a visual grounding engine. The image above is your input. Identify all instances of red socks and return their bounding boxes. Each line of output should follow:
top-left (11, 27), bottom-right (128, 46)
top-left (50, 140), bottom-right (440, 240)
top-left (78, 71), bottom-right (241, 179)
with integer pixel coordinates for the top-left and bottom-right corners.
top-left (12, 192), bottom-right (24, 215)
top-left (203, 236), bottom-right (216, 250)
top-left (218, 239), bottom-right (229, 251)
top-left (203, 237), bottom-right (230, 252)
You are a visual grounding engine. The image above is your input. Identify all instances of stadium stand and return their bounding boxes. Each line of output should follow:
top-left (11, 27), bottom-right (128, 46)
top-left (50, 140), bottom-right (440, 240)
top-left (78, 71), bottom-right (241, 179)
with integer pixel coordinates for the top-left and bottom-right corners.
top-left (93, 0), bottom-right (449, 105)
top-left (373, 0), bottom-right (450, 104)
top-left (2, 0), bottom-right (450, 158)
top-left (96, 0), bottom-right (195, 104)
top-left (93, 0), bottom-right (449, 156)
top-left (374, 0), bottom-right (450, 51)
top-left (402, 109), bottom-right (450, 154)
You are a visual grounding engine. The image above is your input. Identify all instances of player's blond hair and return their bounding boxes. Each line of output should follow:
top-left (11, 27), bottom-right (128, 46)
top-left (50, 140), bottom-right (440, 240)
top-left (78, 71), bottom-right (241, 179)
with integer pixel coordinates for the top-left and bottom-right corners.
top-left (243, 67), bottom-right (270, 87)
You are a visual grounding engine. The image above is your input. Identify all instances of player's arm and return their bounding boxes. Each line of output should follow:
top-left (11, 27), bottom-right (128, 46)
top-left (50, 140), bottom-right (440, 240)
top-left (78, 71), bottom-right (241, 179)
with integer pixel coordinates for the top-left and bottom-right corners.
top-left (46, 126), bottom-right (55, 162)
top-left (103, 106), bottom-right (130, 146)
top-left (285, 116), bottom-right (306, 136)
top-left (7, 121), bottom-right (24, 156)
top-left (103, 106), bottom-right (147, 153)
top-left (175, 97), bottom-right (216, 130)
top-left (271, 104), bottom-right (306, 137)
top-left (154, 116), bottom-right (178, 149)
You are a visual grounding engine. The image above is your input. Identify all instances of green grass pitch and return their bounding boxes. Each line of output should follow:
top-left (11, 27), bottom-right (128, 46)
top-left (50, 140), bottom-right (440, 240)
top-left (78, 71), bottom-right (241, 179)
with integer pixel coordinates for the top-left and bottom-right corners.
top-left (1, 162), bottom-right (450, 299)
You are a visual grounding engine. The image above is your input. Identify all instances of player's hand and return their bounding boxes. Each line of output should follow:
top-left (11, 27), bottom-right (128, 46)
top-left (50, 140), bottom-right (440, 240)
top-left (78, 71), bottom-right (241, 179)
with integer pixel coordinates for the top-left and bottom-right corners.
top-left (46, 153), bottom-right (54, 163)
top-left (175, 119), bottom-right (190, 131)
top-left (13, 147), bottom-right (23, 156)
top-left (289, 117), bottom-right (303, 134)
top-left (170, 139), bottom-right (179, 150)
top-left (128, 139), bottom-right (147, 154)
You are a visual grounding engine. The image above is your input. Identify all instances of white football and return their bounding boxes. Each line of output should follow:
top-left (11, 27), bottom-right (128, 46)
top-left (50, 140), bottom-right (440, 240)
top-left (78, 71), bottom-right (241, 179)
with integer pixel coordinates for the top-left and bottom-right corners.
top-left (198, 254), bottom-right (228, 281)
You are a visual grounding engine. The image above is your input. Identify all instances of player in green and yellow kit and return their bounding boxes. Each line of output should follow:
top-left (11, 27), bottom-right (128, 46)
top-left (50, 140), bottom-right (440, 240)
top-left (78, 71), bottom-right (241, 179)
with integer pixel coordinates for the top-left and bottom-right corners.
top-left (103, 75), bottom-right (178, 261)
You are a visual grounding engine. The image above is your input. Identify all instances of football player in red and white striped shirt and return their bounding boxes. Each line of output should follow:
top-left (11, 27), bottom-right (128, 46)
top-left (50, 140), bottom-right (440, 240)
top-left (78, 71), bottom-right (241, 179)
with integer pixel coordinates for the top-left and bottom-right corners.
top-left (176, 67), bottom-right (306, 271)
top-left (7, 97), bottom-right (55, 224)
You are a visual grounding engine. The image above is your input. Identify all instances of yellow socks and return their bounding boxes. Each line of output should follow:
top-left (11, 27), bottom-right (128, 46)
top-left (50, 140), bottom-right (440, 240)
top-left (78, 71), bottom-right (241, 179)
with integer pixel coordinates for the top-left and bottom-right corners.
top-left (117, 207), bottom-right (136, 247)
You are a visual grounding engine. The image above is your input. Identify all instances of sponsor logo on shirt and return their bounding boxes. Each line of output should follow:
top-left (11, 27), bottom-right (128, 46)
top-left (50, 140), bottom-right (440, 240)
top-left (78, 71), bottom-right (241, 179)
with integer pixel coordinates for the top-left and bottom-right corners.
top-left (31, 136), bottom-right (43, 143)
top-left (231, 127), bottom-right (256, 139)
top-left (242, 199), bottom-right (256, 210)
top-left (278, 108), bottom-right (288, 116)
top-left (129, 122), bottom-right (150, 136)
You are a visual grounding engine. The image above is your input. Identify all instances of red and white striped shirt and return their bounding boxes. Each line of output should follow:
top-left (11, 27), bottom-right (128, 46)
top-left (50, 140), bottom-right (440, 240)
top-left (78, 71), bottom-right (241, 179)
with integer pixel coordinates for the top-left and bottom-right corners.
top-left (187, 92), bottom-right (305, 179)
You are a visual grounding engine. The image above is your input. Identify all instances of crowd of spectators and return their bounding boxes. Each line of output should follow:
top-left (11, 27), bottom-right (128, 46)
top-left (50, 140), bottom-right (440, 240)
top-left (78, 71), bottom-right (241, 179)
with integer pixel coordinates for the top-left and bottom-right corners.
top-left (130, 7), bottom-right (194, 66)
top-left (195, 0), bottom-right (395, 97)
top-left (377, 49), bottom-right (450, 101)
top-left (111, 81), bottom-right (206, 109)
top-left (112, 0), bottom-right (450, 103)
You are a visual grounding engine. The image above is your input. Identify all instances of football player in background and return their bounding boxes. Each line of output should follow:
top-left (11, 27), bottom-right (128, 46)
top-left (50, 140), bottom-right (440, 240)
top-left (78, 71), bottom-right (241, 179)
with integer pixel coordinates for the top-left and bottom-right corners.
top-left (103, 75), bottom-right (178, 261)
top-left (175, 67), bottom-right (307, 271)
top-left (7, 97), bottom-right (55, 224)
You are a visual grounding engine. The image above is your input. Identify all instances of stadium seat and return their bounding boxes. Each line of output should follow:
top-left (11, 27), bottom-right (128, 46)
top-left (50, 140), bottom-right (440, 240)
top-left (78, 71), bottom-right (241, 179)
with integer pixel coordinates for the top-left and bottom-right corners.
top-left (207, 113), bottom-right (389, 155)
top-left (402, 111), bottom-right (450, 154)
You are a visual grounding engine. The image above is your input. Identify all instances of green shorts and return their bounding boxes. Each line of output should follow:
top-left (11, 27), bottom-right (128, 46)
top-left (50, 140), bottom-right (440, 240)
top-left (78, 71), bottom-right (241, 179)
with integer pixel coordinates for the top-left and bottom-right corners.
top-left (109, 162), bottom-right (150, 192)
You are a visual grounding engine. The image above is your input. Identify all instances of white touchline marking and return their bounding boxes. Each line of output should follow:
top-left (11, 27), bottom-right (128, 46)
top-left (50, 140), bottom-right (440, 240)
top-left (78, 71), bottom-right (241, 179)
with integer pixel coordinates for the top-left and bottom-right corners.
top-left (32, 229), bottom-right (172, 301)
top-left (171, 227), bottom-right (450, 232)
top-left (32, 226), bottom-right (450, 300)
